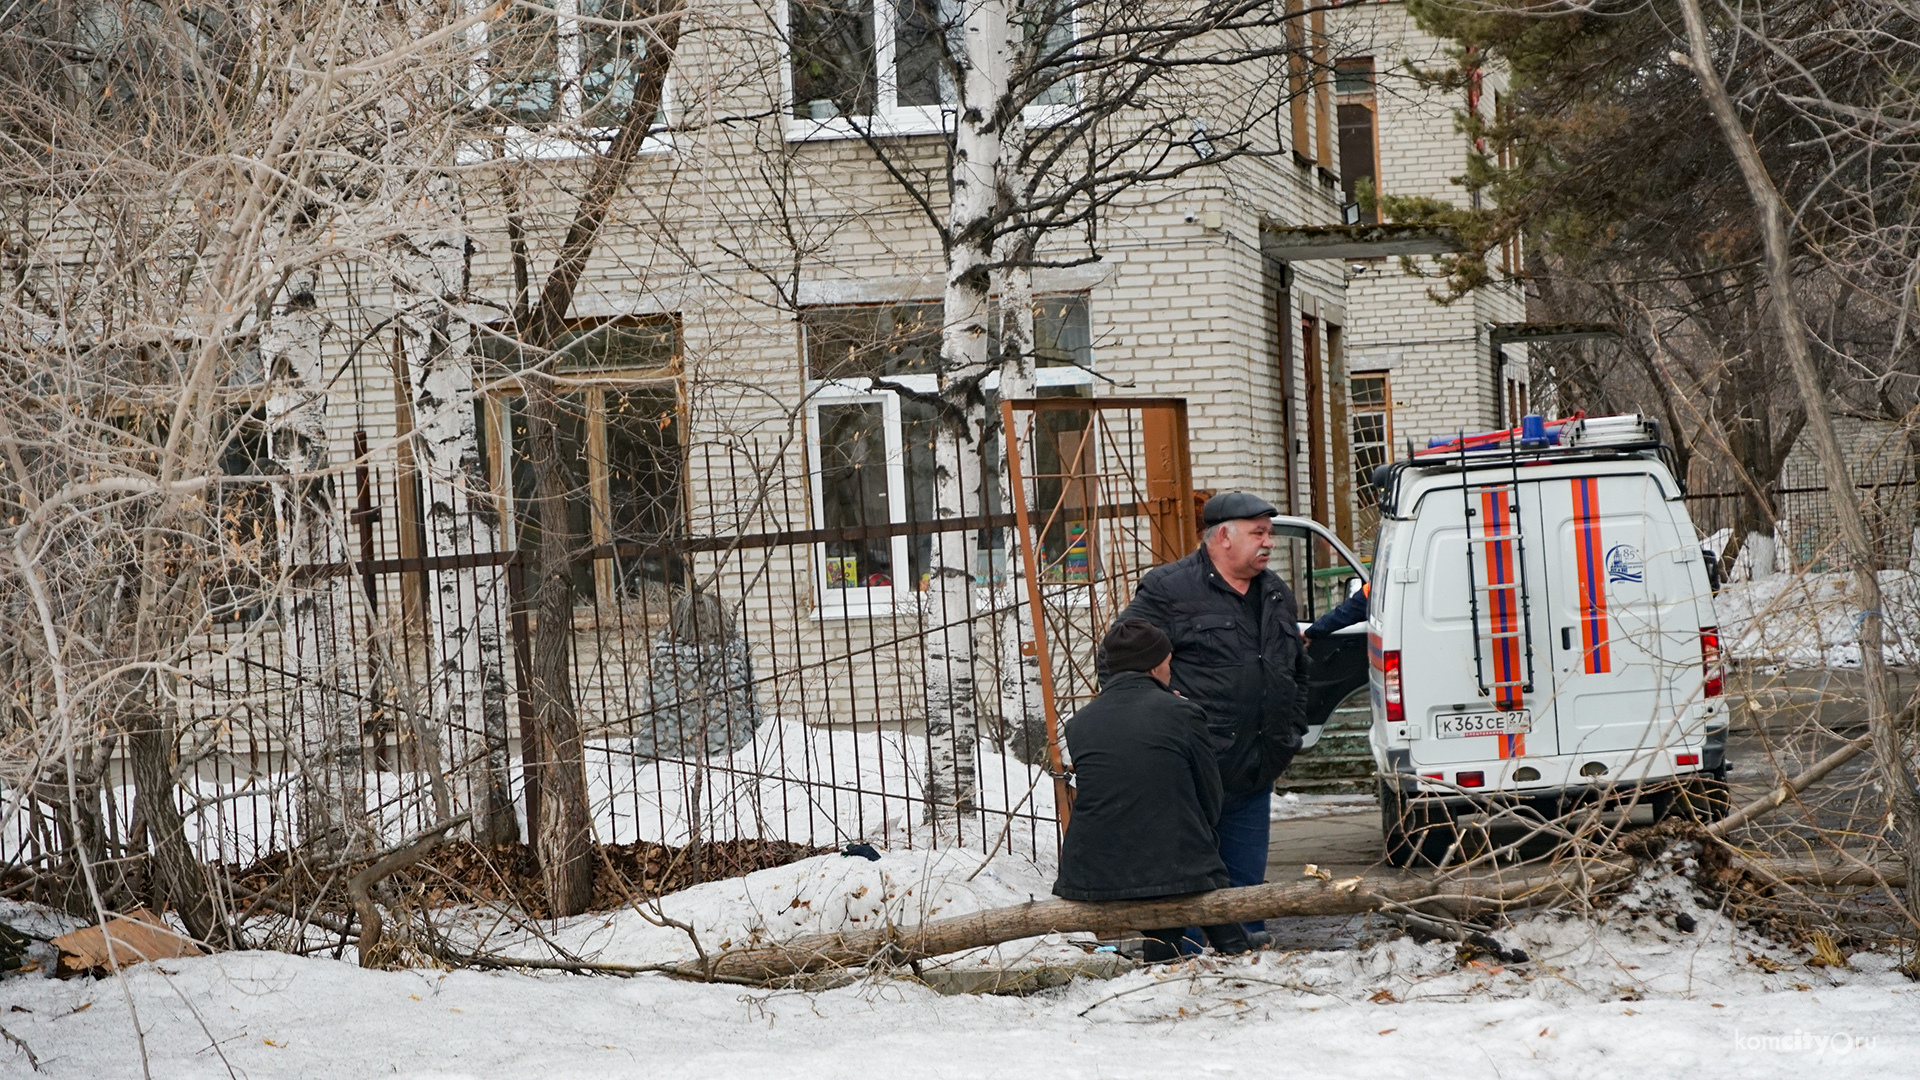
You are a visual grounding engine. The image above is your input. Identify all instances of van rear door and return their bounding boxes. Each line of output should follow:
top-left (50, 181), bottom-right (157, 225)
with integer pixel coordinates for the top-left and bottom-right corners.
top-left (1401, 477), bottom-right (1560, 768)
top-left (1535, 472), bottom-right (1703, 760)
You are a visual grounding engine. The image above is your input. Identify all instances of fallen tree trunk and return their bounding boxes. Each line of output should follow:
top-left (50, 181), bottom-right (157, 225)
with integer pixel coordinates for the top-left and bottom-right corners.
top-left (1743, 855), bottom-right (1908, 891)
top-left (475, 729), bottom-right (1887, 984)
top-left (687, 742), bottom-right (1902, 984)
top-left (692, 859), bottom-right (1633, 982)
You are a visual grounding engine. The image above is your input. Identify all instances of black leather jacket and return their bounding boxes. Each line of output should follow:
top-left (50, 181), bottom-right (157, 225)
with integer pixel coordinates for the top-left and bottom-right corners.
top-left (1107, 547), bottom-right (1310, 796)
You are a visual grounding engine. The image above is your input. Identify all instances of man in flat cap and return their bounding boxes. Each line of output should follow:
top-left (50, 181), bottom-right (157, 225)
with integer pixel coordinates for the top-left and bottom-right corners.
top-left (1054, 620), bottom-right (1250, 959)
top-left (1103, 491), bottom-right (1308, 940)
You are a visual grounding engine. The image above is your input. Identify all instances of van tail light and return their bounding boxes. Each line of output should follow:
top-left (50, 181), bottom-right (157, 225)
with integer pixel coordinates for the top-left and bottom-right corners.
top-left (1382, 650), bottom-right (1404, 722)
top-left (1700, 628), bottom-right (1723, 698)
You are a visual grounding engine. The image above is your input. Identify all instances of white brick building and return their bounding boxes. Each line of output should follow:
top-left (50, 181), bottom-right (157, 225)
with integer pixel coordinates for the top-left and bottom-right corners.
top-left (1327, 1), bottom-right (1530, 546)
top-left (139, 0), bottom-right (1533, 768)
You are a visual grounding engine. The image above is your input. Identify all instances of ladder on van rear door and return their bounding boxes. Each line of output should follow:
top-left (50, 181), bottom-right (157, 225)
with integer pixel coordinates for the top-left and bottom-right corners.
top-left (1458, 438), bottom-right (1536, 710)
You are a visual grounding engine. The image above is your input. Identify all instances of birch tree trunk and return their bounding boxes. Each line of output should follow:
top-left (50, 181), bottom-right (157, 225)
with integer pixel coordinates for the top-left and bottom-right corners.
top-left (924, 0), bottom-right (1010, 828)
top-left (263, 261), bottom-right (369, 858)
top-left (393, 172), bottom-right (519, 846)
top-left (994, 238), bottom-right (1044, 754)
top-left (1677, 0), bottom-right (1920, 921)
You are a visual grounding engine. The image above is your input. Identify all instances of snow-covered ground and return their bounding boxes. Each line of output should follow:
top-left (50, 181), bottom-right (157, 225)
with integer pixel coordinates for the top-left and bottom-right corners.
top-left (1714, 570), bottom-right (1920, 667)
top-left (1270, 791), bottom-right (1377, 821)
top-left (4, 839), bottom-right (1913, 1079)
top-left (2, 721), bottom-right (1058, 867)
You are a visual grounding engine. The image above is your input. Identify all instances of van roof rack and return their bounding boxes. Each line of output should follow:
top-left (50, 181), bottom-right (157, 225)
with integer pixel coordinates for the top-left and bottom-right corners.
top-left (1370, 413), bottom-right (1680, 515)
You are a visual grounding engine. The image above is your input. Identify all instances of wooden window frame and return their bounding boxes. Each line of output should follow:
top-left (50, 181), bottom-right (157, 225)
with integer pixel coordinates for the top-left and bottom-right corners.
top-left (1348, 371), bottom-right (1393, 509)
top-left (1311, 8), bottom-right (1332, 168)
top-left (1335, 56), bottom-right (1380, 224)
top-left (1286, 1), bottom-right (1311, 164)
top-left (478, 315), bottom-right (685, 612)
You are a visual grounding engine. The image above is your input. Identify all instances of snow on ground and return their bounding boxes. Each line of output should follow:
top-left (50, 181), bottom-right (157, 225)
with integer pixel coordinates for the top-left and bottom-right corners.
top-left (1, 721), bottom-right (1058, 867)
top-left (1713, 570), bottom-right (1920, 667)
top-left (436, 846), bottom-right (1067, 968)
top-left (6, 840), bottom-right (1916, 1079)
top-left (1270, 792), bottom-right (1376, 821)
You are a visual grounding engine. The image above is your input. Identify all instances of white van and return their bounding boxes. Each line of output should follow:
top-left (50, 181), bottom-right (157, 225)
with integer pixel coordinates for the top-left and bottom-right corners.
top-left (1365, 414), bottom-right (1728, 865)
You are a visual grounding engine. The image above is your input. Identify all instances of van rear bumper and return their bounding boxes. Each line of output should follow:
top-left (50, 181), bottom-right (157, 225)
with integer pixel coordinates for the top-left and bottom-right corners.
top-left (1382, 765), bottom-right (1728, 818)
top-left (1378, 724), bottom-right (1729, 802)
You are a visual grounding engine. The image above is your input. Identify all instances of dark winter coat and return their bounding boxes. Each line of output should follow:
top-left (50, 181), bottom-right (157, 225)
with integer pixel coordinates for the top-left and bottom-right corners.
top-left (1106, 547), bottom-right (1310, 795)
top-left (1051, 672), bottom-right (1230, 902)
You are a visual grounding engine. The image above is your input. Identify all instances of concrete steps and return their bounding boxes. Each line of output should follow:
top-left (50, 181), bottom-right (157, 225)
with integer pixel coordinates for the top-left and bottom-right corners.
top-left (1277, 687), bottom-right (1376, 795)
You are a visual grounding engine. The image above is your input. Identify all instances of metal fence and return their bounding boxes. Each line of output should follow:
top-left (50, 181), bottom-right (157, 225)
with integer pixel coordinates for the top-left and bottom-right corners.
top-left (4, 395), bottom-right (1195, 886)
top-left (1686, 478), bottom-right (1919, 573)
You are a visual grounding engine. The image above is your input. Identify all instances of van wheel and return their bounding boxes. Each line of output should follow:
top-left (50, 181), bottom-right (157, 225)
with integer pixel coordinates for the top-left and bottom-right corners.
top-left (1662, 774), bottom-right (1731, 823)
top-left (1379, 782), bottom-right (1460, 867)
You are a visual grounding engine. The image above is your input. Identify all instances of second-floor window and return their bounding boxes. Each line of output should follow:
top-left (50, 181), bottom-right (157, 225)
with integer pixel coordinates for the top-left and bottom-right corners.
top-left (479, 0), bottom-right (664, 134)
top-left (786, 0), bottom-right (1071, 135)
top-left (1336, 56), bottom-right (1379, 223)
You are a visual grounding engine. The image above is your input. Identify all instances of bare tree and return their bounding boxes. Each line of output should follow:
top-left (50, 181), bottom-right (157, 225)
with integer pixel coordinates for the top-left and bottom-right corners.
top-left (0, 0), bottom-right (550, 925)
top-left (807, 0), bottom-right (1348, 824)
top-left (1673, 0), bottom-right (1920, 926)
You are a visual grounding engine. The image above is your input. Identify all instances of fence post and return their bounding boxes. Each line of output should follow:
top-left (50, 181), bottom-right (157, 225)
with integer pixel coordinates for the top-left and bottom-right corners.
top-left (506, 556), bottom-right (541, 846)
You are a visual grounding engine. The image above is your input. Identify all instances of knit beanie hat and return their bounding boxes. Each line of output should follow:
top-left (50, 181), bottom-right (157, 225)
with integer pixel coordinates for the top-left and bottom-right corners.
top-left (1102, 619), bottom-right (1172, 673)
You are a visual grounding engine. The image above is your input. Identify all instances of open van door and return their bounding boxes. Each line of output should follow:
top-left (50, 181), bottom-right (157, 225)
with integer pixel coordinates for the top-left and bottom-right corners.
top-left (1534, 472), bottom-right (1706, 763)
top-left (1268, 517), bottom-right (1369, 750)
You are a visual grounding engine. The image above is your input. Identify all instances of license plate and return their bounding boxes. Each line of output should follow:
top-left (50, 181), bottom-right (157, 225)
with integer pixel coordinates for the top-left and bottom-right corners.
top-left (1434, 709), bottom-right (1532, 739)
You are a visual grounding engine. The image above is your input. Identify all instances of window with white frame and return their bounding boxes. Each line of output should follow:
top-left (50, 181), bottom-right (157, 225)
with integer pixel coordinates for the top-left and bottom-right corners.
top-left (477, 0), bottom-right (666, 135)
top-left (802, 295), bottom-right (1094, 613)
top-left (785, 0), bottom-right (1073, 136)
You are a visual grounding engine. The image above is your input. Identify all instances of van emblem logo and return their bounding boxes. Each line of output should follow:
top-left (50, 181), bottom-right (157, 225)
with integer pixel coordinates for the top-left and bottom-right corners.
top-left (1605, 544), bottom-right (1644, 584)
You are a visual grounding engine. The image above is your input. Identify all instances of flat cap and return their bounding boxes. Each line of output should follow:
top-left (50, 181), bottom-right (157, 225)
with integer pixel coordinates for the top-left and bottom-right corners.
top-left (1201, 491), bottom-right (1280, 525)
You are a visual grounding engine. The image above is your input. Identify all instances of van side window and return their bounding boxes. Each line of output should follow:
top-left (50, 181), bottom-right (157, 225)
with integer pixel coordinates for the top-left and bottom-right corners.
top-left (1272, 523), bottom-right (1363, 621)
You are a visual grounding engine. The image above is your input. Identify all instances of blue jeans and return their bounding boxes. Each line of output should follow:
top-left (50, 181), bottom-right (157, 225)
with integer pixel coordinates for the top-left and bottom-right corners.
top-left (1177, 786), bottom-right (1274, 951)
top-left (1215, 786), bottom-right (1273, 933)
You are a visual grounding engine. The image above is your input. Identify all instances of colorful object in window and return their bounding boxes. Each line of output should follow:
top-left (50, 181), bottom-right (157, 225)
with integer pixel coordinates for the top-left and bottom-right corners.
top-left (826, 556), bottom-right (859, 590)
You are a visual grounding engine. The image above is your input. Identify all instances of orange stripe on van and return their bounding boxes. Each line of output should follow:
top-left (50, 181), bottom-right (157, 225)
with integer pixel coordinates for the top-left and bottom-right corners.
top-left (1479, 491), bottom-right (1525, 749)
top-left (1572, 477), bottom-right (1612, 673)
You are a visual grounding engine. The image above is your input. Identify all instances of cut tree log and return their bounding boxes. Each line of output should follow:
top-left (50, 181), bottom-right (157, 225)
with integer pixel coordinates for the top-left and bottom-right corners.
top-left (690, 859), bottom-right (1633, 982)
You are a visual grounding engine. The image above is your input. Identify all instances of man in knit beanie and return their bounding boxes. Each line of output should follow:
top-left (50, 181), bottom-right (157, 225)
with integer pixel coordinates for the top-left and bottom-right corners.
top-left (1051, 620), bottom-right (1250, 959)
